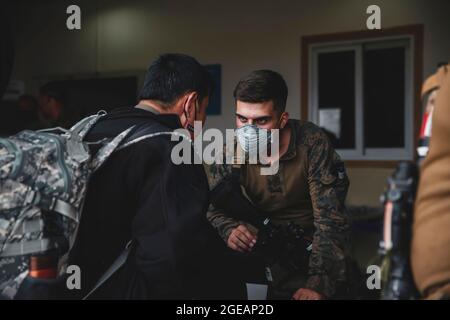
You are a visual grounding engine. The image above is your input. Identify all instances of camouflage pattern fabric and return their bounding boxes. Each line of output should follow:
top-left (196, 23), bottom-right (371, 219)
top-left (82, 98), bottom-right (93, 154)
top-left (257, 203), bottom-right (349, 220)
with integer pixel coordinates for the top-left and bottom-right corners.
top-left (206, 119), bottom-right (351, 298)
top-left (0, 112), bottom-right (133, 299)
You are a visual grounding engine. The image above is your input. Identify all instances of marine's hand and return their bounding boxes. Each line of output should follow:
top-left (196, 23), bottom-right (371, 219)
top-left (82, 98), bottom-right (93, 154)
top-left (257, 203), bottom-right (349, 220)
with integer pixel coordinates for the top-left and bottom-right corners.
top-left (227, 224), bottom-right (257, 252)
top-left (292, 288), bottom-right (324, 300)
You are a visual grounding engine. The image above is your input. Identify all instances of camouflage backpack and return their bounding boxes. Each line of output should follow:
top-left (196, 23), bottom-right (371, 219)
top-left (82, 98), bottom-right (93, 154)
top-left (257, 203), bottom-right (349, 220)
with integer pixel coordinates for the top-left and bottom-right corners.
top-left (0, 111), bottom-right (140, 299)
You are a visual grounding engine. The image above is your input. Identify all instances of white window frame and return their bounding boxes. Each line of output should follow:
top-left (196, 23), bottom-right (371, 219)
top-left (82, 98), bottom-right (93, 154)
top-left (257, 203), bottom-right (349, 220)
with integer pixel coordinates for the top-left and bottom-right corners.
top-left (309, 36), bottom-right (414, 161)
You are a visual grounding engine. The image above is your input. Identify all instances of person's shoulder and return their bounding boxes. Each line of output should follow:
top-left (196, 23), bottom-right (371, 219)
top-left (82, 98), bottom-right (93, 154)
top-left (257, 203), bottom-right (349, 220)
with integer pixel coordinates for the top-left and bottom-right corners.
top-left (290, 119), bottom-right (328, 147)
top-left (129, 128), bottom-right (190, 158)
top-left (115, 122), bottom-right (189, 167)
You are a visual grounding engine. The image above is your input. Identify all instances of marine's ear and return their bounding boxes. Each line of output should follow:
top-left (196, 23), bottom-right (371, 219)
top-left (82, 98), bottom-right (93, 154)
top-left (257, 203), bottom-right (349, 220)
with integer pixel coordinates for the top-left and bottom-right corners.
top-left (279, 112), bottom-right (289, 129)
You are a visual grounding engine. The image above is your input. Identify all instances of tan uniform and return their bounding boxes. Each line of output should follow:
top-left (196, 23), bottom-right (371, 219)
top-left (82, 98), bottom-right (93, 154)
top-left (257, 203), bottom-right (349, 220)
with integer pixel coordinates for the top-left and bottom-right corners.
top-left (412, 64), bottom-right (450, 299)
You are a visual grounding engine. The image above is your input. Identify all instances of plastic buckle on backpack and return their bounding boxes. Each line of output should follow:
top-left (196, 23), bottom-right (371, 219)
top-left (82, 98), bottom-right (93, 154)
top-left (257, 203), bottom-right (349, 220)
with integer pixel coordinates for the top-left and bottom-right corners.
top-left (24, 190), bottom-right (38, 206)
top-left (47, 197), bottom-right (57, 211)
top-left (38, 195), bottom-right (57, 212)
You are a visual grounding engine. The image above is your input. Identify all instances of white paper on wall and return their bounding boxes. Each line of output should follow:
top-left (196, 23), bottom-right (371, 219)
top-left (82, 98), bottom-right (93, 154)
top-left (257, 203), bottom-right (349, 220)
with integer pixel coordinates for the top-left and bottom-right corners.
top-left (319, 108), bottom-right (341, 139)
top-left (2, 80), bottom-right (25, 101)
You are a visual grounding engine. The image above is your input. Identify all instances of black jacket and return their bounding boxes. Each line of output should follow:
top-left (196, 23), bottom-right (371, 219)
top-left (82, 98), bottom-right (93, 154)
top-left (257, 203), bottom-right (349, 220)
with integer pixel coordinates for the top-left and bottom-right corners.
top-left (68, 107), bottom-right (227, 299)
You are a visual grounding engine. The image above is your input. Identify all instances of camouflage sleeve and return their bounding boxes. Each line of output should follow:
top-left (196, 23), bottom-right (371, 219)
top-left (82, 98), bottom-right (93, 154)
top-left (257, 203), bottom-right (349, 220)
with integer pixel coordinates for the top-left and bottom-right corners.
top-left (204, 163), bottom-right (240, 243)
top-left (304, 129), bottom-right (351, 298)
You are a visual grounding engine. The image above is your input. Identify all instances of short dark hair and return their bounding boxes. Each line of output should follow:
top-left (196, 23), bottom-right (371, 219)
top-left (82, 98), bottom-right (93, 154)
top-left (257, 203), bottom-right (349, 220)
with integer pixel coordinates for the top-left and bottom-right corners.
top-left (139, 53), bottom-right (214, 107)
top-left (233, 70), bottom-right (288, 113)
top-left (39, 82), bottom-right (67, 104)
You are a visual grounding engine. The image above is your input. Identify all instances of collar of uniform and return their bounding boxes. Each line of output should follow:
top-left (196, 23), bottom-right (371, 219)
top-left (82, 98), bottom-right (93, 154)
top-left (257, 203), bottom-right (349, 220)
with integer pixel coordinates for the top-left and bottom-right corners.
top-left (131, 105), bottom-right (183, 130)
top-left (135, 103), bottom-right (160, 115)
top-left (279, 119), bottom-right (297, 161)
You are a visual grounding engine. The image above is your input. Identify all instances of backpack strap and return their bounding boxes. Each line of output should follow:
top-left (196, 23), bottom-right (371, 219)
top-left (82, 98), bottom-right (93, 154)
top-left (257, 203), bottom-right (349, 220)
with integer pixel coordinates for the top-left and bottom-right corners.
top-left (1, 237), bottom-right (66, 257)
top-left (90, 120), bottom-right (192, 173)
top-left (82, 240), bottom-right (134, 300)
top-left (116, 122), bottom-right (192, 152)
top-left (69, 110), bottom-right (108, 140)
top-left (89, 125), bottom-right (136, 172)
top-left (55, 110), bottom-right (109, 164)
top-left (23, 190), bottom-right (79, 223)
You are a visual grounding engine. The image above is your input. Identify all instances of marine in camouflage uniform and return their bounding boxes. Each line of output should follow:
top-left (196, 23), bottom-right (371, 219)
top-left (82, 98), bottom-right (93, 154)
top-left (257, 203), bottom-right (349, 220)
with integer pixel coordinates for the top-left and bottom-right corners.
top-left (206, 119), bottom-right (351, 299)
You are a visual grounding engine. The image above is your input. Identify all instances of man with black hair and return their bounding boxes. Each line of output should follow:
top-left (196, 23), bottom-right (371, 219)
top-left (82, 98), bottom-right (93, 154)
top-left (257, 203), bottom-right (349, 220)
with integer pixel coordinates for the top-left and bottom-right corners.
top-left (68, 53), bottom-right (229, 299)
top-left (207, 70), bottom-right (351, 300)
top-left (34, 82), bottom-right (70, 129)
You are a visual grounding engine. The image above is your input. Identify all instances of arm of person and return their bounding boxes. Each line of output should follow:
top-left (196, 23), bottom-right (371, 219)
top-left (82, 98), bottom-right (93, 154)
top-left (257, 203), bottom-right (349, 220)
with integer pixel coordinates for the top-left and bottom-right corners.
top-left (205, 163), bottom-right (257, 252)
top-left (298, 129), bottom-right (350, 299)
